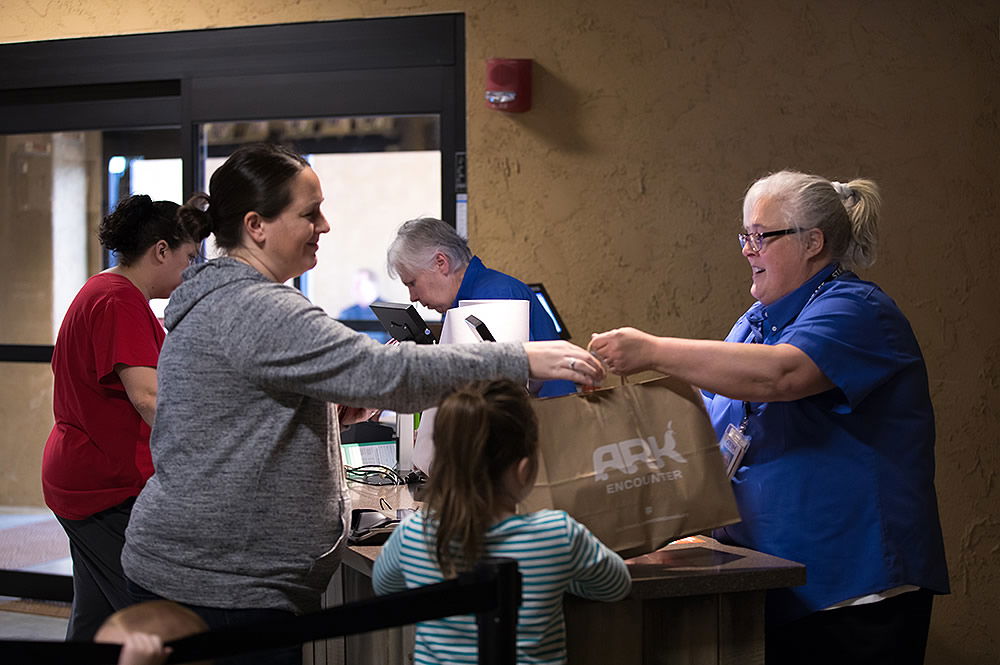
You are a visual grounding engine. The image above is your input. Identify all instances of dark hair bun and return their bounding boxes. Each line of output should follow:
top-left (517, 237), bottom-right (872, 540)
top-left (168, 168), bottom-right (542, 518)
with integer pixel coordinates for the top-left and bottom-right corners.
top-left (99, 194), bottom-right (155, 257)
top-left (177, 193), bottom-right (214, 242)
top-left (98, 194), bottom-right (192, 266)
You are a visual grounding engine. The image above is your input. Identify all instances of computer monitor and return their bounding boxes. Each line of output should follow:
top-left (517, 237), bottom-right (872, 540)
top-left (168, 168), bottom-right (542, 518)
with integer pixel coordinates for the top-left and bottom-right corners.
top-left (341, 440), bottom-right (398, 469)
top-left (527, 283), bottom-right (571, 340)
top-left (369, 301), bottom-right (438, 344)
top-left (340, 421), bottom-right (399, 482)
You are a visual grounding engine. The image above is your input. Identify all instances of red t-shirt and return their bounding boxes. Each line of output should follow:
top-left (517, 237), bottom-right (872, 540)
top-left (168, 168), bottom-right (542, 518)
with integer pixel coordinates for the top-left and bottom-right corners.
top-left (42, 272), bottom-right (164, 520)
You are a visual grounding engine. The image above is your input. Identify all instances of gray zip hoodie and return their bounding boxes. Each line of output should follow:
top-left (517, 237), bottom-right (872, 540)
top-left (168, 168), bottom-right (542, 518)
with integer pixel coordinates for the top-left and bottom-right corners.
top-left (122, 258), bottom-right (527, 613)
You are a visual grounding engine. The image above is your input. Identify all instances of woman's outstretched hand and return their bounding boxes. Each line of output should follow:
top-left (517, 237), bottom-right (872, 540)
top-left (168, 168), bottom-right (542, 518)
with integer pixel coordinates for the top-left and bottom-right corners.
top-left (588, 327), bottom-right (657, 376)
top-left (522, 340), bottom-right (606, 386)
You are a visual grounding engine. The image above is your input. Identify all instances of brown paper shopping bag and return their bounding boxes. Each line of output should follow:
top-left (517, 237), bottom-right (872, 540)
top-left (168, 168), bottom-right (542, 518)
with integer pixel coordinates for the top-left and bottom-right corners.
top-left (520, 376), bottom-right (740, 558)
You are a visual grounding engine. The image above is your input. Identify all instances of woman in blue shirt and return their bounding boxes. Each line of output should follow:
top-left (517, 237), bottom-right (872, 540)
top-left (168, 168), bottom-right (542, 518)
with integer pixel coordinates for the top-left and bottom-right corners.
top-left (387, 216), bottom-right (575, 396)
top-left (589, 170), bottom-right (948, 665)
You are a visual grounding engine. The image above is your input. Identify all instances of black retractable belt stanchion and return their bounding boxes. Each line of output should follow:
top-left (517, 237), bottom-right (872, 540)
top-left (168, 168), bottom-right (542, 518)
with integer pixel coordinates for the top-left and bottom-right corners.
top-left (0, 558), bottom-right (522, 665)
top-left (475, 558), bottom-right (521, 665)
top-left (0, 640), bottom-right (119, 664)
top-left (0, 569), bottom-right (73, 602)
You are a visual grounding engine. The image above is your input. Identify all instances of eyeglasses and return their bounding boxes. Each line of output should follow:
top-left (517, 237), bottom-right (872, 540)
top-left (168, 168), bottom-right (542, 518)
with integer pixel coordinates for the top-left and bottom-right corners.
top-left (737, 228), bottom-right (800, 252)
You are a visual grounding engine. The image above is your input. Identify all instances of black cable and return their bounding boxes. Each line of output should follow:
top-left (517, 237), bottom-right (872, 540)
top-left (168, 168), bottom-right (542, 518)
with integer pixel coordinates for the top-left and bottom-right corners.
top-left (345, 464), bottom-right (405, 485)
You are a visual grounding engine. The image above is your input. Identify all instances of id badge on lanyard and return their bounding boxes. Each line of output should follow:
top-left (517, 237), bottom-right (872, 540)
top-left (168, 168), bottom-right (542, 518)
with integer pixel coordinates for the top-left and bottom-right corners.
top-left (720, 411), bottom-right (751, 479)
top-left (718, 348), bottom-right (755, 478)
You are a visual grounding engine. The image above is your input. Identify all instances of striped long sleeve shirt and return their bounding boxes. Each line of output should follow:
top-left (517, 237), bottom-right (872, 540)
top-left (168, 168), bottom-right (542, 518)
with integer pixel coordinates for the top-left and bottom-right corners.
top-left (372, 509), bottom-right (632, 665)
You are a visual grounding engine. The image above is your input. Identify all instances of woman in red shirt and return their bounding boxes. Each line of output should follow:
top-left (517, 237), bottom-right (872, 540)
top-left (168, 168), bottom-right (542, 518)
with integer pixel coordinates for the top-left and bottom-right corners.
top-left (42, 194), bottom-right (209, 640)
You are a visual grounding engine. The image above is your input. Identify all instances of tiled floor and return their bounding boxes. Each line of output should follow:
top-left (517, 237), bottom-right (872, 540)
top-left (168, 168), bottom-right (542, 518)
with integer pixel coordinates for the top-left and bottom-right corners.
top-left (0, 601), bottom-right (68, 640)
top-left (0, 507), bottom-right (71, 641)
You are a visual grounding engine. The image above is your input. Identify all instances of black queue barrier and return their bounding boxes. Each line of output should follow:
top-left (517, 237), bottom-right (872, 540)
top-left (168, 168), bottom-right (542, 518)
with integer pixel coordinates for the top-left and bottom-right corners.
top-left (0, 570), bottom-right (73, 603)
top-left (0, 558), bottom-right (521, 665)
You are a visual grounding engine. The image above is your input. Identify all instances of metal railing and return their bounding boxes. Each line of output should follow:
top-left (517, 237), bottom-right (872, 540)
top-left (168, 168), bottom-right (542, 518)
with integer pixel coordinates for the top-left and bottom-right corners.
top-left (0, 558), bottom-right (521, 665)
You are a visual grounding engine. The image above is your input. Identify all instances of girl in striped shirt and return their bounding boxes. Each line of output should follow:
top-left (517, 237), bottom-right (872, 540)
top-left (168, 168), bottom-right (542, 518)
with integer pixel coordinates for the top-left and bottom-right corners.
top-left (373, 379), bottom-right (631, 665)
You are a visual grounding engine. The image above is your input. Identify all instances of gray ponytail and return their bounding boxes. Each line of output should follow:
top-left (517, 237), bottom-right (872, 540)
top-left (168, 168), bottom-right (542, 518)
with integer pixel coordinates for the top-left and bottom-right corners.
top-left (744, 170), bottom-right (882, 271)
top-left (833, 179), bottom-right (880, 269)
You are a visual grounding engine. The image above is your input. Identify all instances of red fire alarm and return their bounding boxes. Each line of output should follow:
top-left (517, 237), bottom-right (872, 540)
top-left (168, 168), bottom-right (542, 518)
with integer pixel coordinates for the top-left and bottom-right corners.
top-left (485, 58), bottom-right (532, 113)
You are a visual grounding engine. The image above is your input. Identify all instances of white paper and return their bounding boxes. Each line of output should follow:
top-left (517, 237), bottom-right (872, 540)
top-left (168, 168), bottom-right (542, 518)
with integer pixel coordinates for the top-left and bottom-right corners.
top-left (414, 299), bottom-right (530, 474)
top-left (440, 299), bottom-right (530, 345)
top-left (412, 408), bottom-right (436, 473)
top-left (396, 412), bottom-right (415, 472)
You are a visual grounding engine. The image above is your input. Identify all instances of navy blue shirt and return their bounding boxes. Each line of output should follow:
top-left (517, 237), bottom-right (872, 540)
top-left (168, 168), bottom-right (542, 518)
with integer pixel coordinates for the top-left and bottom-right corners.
top-left (453, 256), bottom-right (575, 397)
top-left (704, 264), bottom-right (949, 624)
top-left (337, 303), bottom-right (390, 344)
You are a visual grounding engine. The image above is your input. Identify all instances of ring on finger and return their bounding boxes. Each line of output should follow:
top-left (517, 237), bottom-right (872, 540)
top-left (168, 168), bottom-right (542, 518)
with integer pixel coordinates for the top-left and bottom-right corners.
top-left (568, 357), bottom-right (576, 370)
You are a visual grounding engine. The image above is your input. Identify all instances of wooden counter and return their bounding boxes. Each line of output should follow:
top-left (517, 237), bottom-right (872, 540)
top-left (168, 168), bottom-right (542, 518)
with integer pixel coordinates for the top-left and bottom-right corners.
top-left (306, 482), bottom-right (805, 665)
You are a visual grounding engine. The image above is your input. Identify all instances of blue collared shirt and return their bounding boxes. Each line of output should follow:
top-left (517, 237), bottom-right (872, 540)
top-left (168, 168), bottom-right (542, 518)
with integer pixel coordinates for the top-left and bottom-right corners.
top-left (703, 264), bottom-right (949, 623)
top-left (453, 256), bottom-right (575, 397)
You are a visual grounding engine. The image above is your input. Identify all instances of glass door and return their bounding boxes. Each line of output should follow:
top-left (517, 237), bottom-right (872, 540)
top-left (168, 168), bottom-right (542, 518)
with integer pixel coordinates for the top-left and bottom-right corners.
top-left (0, 127), bottom-right (181, 506)
top-left (0, 14), bottom-right (465, 510)
top-left (0, 128), bottom-right (182, 347)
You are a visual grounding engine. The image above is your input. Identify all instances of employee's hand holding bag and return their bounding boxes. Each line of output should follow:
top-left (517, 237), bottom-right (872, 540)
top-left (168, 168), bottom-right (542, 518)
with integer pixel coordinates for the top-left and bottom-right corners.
top-left (588, 327), bottom-right (660, 375)
top-left (522, 340), bottom-right (605, 387)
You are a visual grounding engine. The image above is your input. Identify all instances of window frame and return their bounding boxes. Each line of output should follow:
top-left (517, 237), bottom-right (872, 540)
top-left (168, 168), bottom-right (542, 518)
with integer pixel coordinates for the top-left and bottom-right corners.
top-left (0, 14), bottom-right (466, 362)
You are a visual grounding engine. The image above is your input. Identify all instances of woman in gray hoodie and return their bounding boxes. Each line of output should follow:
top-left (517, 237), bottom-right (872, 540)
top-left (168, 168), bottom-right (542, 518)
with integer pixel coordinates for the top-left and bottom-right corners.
top-left (120, 143), bottom-right (602, 665)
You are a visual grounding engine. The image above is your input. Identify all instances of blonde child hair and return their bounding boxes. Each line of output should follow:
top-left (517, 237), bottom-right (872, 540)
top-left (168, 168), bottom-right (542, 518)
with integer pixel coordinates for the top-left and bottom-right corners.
top-left (422, 378), bottom-right (539, 577)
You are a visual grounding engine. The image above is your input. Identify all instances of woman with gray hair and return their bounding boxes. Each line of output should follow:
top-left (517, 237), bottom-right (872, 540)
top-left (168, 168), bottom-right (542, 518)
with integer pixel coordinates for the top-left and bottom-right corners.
top-left (387, 216), bottom-right (473, 298)
top-left (388, 216), bottom-right (575, 396)
top-left (590, 170), bottom-right (948, 665)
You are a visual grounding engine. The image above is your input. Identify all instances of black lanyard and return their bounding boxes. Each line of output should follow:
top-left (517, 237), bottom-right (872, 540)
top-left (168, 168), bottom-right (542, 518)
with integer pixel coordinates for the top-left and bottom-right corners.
top-left (739, 265), bottom-right (844, 433)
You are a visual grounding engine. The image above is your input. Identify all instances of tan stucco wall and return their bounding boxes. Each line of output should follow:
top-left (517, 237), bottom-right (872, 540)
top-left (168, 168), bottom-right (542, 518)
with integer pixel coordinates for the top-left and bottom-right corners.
top-left (2, 1), bottom-right (997, 661)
